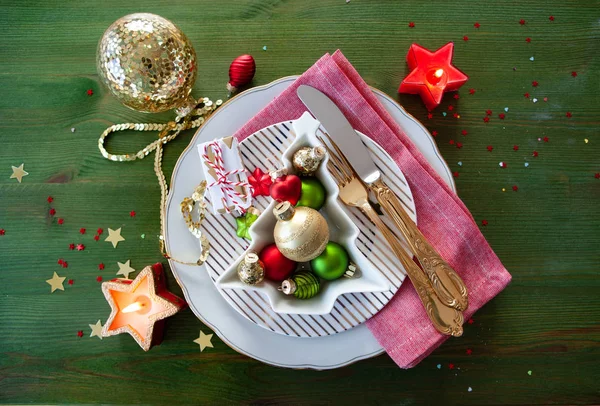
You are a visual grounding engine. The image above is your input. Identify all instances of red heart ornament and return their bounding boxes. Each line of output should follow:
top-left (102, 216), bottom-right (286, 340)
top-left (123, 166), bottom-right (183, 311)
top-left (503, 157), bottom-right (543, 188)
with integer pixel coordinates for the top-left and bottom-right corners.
top-left (270, 174), bottom-right (302, 205)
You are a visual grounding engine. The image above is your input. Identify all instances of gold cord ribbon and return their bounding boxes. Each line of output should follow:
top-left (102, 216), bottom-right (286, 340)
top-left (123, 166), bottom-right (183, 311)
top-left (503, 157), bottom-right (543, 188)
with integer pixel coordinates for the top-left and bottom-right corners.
top-left (98, 97), bottom-right (222, 265)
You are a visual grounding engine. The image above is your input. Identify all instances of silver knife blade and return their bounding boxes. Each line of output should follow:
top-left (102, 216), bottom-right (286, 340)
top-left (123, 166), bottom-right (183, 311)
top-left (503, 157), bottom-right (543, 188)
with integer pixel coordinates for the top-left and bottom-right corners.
top-left (297, 85), bottom-right (381, 184)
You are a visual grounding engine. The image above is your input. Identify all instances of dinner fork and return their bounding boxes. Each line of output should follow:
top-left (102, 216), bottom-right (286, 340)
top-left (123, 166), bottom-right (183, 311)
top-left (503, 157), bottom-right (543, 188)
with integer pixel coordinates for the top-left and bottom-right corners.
top-left (318, 136), bottom-right (463, 337)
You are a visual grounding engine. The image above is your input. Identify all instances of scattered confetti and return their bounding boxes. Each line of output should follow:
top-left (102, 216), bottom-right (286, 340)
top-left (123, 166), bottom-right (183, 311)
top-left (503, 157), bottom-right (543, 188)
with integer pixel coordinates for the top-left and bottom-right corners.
top-left (524, 92), bottom-right (530, 98)
top-left (468, 387), bottom-right (473, 392)
top-left (483, 117), bottom-right (490, 123)
top-left (141, 234), bottom-right (146, 239)
top-left (543, 97), bottom-right (548, 102)
top-left (194, 330), bottom-right (214, 352)
top-left (500, 162), bottom-right (507, 168)
top-left (442, 112), bottom-right (447, 117)
top-left (525, 162), bottom-right (530, 167)
top-left (437, 364), bottom-right (442, 369)
top-left (504, 107), bottom-right (509, 112)
top-left (96, 276), bottom-right (103, 282)
top-left (57, 218), bottom-right (64, 225)
top-left (76, 243), bottom-right (85, 251)
top-left (533, 98), bottom-right (538, 103)
top-left (571, 71), bottom-right (578, 78)
top-left (453, 171), bottom-right (460, 178)
top-left (469, 88), bottom-right (476, 95)
top-left (71, 127), bottom-right (76, 133)
top-left (10, 164), bottom-right (28, 183)
top-left (566, 112), bottom-right (572, 118)
top-left (502, 188), bottom-right (506, 192)
top-left (538, 137), bottom-right (542, 142)
top-left (513, 145), bottom-right (519, 151)
top-left (532, 81), bottom-right (539, 87)
top-left (129, 210), bottom-right (136, 217)
top-left (528, 370), bottom-right (533, 375)
top-left (262, 46), bottom-right (267, 51)
top-left (456, 142), bottom-right (463, 149)
top-left (486, 109), bottom-right (492, 116)
top-left (549, 15), bottom-right (555, 21)
top-left (595, 173), bottom-right (600, 179)
top-left (466, 349), bottom-right (472, 355)
top-left (543, 136), bottom-right (549, 142)
top-left (47, 196), bottom-right (54, 203)
top-left (461, 130), bottom-right (468, 136)
top-left (89, 320), bottom-right (103, 340)
top-left (533, 151), bottom-right (539, 157)
top-left (448, 105), bottom-right (454, 111)
top-left (453, 94), bottom-right (460, 100)
top-left (408, 22), bottom-right (415, 28)
top-left (46, 272), bottom-right (66, 293)
top-left (86, 89), bottom-right (93, 96)
top-left (116, 260), bottom-right (136, 279)
top-left (513, 185), bottom-right (519, 191)
top-left (98, 263), bottom-right (105, 270)
top-left (498, 113), bottom-right (505, 119)
top-left (458, 161), bottom-right (463, 166)
top-left (427, 112), bottom-right (433, 119)
top-left (105, 227), bottom-right (125, 248)
top-left (68, 279), bottom-right (74, 286)
top-left (481, 220), bottom-right (488, 226)
top-left (58, 258), bottom-right (65, 265)
top-left (94, 235), bottom-right (100, 241)
top-left (68, 244), bottom-right (75, 251)
top-left (49, 208), bottom-right (56, 216)
top-left (519, 19), bottom-right (526, 25)
top-left (77, 330), bottom-right (84, 337)
top-left (487, 146), bottom-right (494, 152)
top-left (529, 56), bottom-right (534, 61)
top-left (431, 130), bottom-right (439, 137)
top-left (468, 318), bottom-right (474, 324)
top-left (526, 37), bottom-right (531, 43)
top-left (449, 140), bottom-right (455, 145)
top-left (449, 363), bottom-right (455, 370)
top-left (453, 113), bottom-right (460, 119)
top-left (584, 139), bottom-right (588, 143)
top-left (474, 22), bottom-right (480, 28)
top-left (80, 228), bottom-right (86, 234)
top-left (463, 35), bottom-right (469, 41)
top-left (97, 228), bottom-right (103, 235)
top-left (0, 229), bottom-right (5, 236)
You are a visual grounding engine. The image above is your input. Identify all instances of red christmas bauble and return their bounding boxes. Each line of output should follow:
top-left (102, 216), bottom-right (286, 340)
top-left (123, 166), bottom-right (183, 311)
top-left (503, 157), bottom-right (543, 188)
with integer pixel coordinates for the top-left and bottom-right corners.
top-left (259, 244), bottom-right (297, 282)
top-left (270, 174), bottom-right (302, 205)
top-left (247, 167), bottom-right (272, 197)
top-left (227, 54), bottom-right (256, 94)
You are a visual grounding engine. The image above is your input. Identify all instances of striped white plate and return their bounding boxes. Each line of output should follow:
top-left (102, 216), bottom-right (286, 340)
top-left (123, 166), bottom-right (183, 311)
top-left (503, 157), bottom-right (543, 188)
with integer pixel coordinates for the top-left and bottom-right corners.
top-left (202, 120), bottom-right (416, 337)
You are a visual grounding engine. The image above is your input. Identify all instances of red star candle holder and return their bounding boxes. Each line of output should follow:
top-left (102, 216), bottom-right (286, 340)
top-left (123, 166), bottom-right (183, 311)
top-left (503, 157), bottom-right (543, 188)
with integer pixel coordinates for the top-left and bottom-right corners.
top-left (398, 42), bottom-right (468, 110)
top-left (101, 263), bottom-right (186, 351)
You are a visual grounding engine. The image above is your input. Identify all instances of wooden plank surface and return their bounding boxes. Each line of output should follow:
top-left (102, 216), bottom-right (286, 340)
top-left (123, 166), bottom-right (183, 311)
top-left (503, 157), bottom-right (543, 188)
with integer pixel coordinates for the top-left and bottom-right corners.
top-left (0, 0), bottom-right (598, 404)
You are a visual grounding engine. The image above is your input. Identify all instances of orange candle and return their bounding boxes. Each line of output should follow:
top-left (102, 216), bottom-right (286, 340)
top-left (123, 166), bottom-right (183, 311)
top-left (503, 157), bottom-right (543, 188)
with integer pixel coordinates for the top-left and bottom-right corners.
top-left (101, 263), bottom-right (186, 351)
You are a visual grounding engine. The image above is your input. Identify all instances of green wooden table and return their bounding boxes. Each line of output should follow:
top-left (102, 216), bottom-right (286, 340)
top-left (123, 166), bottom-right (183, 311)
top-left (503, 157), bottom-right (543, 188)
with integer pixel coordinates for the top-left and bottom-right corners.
top-left (1, 1), bottom-right (598, 404)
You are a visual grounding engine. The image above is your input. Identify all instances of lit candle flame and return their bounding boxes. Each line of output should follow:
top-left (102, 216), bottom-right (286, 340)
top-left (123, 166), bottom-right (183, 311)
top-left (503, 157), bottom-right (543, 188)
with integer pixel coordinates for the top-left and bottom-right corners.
top-left (122, 301), bottom-right (146, 314)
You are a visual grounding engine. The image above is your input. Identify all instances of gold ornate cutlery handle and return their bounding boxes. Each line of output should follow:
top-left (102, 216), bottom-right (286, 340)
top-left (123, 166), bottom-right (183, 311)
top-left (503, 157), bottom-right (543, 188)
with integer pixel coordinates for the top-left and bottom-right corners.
top-left (359, 199), bottom-right (463, 337)
top-left (371, 179), bottom-right (469, 312)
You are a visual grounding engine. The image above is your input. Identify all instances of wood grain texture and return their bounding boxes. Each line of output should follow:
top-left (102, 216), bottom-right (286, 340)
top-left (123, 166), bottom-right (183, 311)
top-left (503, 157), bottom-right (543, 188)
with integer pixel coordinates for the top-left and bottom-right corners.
top-left (0, 0), bottom-right (598, 404)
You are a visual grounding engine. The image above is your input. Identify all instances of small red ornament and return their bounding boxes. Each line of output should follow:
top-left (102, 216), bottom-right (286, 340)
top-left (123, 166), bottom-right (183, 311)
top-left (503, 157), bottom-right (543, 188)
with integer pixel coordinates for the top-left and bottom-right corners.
top-left (270, 174), bottom-right (302, 205)
top-left (248, 168), bottom-right (272, 197)
top-left (227, 54), bottom-right (256, 95)
top-left (259, 244), bottom-right (296, 282)
top-left (398, 42), bottom-right (469, 110)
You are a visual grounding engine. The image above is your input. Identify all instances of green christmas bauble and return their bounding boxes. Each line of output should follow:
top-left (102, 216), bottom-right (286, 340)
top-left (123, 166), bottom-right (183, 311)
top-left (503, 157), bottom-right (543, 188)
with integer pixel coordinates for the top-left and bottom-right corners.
top-left (310, 241), bottom-right (349, 281)
top-left (280, 271), bottom-right (320, 299)
top-left (296, 178), bottom-right (326, 211)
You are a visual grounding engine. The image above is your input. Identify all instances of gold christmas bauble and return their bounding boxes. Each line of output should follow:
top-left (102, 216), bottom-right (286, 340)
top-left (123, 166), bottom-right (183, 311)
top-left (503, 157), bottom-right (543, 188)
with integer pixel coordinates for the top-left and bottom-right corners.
top-left (273, 201), bottom-right (329, 262)
top-left (97, 13), bottom-right (197, 113)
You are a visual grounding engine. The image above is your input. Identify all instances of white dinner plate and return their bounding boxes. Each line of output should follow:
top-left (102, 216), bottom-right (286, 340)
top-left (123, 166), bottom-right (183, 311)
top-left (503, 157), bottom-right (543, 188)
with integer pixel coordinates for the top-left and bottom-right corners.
top-left (165, 76), bottom-right (455, 369)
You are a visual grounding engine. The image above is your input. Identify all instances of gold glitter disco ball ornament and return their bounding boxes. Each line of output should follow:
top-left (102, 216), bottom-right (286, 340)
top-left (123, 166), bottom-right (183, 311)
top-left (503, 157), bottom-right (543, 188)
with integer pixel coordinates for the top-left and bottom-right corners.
top-left (97, 13), bottom-right (197, 114)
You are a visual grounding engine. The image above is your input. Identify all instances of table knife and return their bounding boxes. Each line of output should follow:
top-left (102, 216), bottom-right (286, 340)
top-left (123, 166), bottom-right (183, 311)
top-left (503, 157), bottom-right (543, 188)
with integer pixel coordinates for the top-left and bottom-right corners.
top-left (297, 84), bottom-right (468, 311)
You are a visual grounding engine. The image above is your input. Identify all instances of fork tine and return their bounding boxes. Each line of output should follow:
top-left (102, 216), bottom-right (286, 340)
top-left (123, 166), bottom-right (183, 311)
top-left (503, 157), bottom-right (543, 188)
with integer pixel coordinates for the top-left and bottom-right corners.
top-left (317, 135), bottom-right (353, 183)
top-left (326, 161), bottom-right (345, 185)
top-left (322, 131), bottom-right (361, 180)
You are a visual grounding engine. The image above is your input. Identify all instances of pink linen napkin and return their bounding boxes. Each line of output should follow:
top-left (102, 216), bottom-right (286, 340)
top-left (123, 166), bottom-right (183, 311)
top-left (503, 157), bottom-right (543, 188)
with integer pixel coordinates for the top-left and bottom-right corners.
top-left (233, 50), bottom-right (511, 368)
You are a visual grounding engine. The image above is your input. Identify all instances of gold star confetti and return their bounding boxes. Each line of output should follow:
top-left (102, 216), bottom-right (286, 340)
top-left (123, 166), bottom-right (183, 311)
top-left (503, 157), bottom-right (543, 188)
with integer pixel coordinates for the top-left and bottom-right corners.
top-left (46, 272), bottom-right (66, 293)
top-left (89, 320), bottom-right (103, 339)
top-left (193, 330), bottom-right (214, 352)
top-left (116, 260), bottom-right (135, 279)
top-left (584, 138), bottom-right (589, 144)
top-left (105, 227), bottom-right (125, 248)
top-left (10, 163), bottom-right (28, 183)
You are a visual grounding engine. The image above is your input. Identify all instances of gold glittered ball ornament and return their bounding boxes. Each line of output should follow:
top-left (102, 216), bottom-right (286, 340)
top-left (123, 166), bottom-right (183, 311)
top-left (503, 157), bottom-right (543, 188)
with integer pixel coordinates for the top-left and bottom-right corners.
top-left (97, 13), bottom-right (197, 113)
top-left (273, 201), bottom-right (329, 262)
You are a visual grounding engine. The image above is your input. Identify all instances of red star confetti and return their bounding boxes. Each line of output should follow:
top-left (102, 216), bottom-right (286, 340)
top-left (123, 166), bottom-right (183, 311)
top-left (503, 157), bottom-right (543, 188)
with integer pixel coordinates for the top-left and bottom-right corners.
top-left (453, 113), bottom-right (460, 119)
top-left (448, 105), bottom-right (454, 111)
top-left (97, 228), bottom-right (104, 235)
top-left (519, 19), bottom-right (526, 25)
top-left (533, 151), bottom-right (539, 157)
top-left (49, 208), bottom-right (56, 216)
top-left (463, 36), bottom-right (469, 41)
top-left (96, 276), bottom-right (103, 282)
top-left (68, 279), bottom-right (74, 286)
top-left (94, 235), bottom-right (100, 241)
top-left (449, 363), bottom-right (455, 370)
top-left (549, 15), bottom-right (555, 21)
top-left (468, 318), bottom-right (474, 324)
top-left (98, 263), bottom-right (105, 270)
top-left (461, 130), bottom-right (468, 136)
top-left (532, 81), bottom-right (539, 87)
top-left (456, 142), bottom-right (463, 149)
top-left (481, 220), bottom-right (488, 226)
top-left (247, 168), bottom-right (273, 197)
top-left (57, 218), bottom-right (64, 225)
top-left (543, 136), bottom-right (549, 142)
top-left (486, 109), bottom-right (492, 116)
top-left (571, 71), bottom-right (578, 78)
top-left (513, 145), bottom-right (519, 151)
top-left (47, 196), bottom-right (54, 203)
top-left (469, 88), bottom-right (476, 95)
top-left (61, 261), bottom-right (68, 268)
top-left (79, 228), bottom-right (86, 234)
top-left (566, 112), bottom-right (572, 118)
top-left (0, 229), bottom-right (5, 236)
top-left (408, 22), bottom-right (415, 28)
top-left (449, 140), bottom-right (455, 145)
top-left (58, 259), bottom-right (64, 265)
top-left (76, 244), bottom-right (85, 251)
top-left (427, 112), bottom-right (433, 119)
top-left (498, 113), bottom-right (505, 120)
top-left (77, 330), bottom-right (84, 337)
top-left (524, 92), bottom-right (530, 98)
top-left (595, 173), bottom-right (600, 179)
top-left (487, 145), bottom-right (494, 152)
top-left (69, 243), bottom-right (75, 250)
top-left (526, 37), bottom-right (531, 43)
top-left (431, 130), bottom-right (439, 137)
top-left (453, 94), bottom-right (460, 100)
top-left (500, 162), bottom-right (507, 168)
top-left (86, 89), bottom-right (93, 96)
top-left (453, 171), bottom-right (460, 178)
top-left (466, 349), bottom-right (473, 355)
top-left (474, 22), bottom-right (480, 28)
top-left (512, 185), bottom-right (519, 191)
top-left (129, 210), bottom-right (136, 217)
